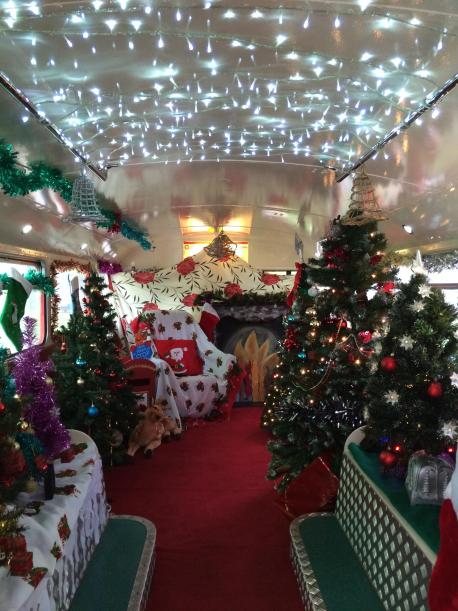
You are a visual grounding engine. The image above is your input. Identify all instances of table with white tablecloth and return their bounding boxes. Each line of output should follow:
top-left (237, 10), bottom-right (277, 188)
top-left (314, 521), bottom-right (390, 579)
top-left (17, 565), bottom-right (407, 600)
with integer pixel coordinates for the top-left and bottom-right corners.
top-left (0, 430), bottom-right (108, 611)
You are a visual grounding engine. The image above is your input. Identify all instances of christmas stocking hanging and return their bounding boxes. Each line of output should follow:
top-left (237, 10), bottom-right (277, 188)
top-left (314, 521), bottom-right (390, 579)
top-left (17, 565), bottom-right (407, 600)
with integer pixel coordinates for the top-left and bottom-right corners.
top-left (0, 269), bottom-right (33, 350)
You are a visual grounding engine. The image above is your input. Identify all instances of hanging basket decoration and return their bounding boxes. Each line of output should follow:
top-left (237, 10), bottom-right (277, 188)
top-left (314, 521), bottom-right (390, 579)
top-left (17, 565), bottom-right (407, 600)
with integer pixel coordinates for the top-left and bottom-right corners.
top-left (204, 231), bottom-right (237, 261)
top-left (65, 173), bottom-right (106, 223)
top-left (340, 168), bottom-right (387, 226)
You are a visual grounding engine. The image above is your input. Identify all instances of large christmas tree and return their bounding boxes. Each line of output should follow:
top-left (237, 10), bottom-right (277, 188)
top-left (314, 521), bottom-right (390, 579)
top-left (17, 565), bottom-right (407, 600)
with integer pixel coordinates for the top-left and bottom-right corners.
top-left (261, 263), bottom-right (317, 429)
top-left (267, 170), bottom-right (396, 489)
top-left (54, 272), bottom-right (137, 462)
top-left (364, 268), bottom-right (458, 465)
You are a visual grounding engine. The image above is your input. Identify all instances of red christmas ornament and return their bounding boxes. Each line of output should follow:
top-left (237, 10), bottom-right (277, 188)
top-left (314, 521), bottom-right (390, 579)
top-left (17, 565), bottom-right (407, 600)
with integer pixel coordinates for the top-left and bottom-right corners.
top-left (348, 352), bottom-right (357, 364)
top-left (358, 330), bottom-right (372, 344)
top-left (34, 455), bottom-right (48, 472)
top-left (379, 450), bottom-right (397, 467)
top-left (427, 381), bottom-right (443, 398)
top-left (380, 356), bottom-right (397, 372)
top-left (0, 402), bottom-right (5, 413)
top-left (370, 254), bottom-right (383, 265)
top-left (60, 341), bottom-right (67, 354)
top-left (382, 281), bottom-right (395, 294)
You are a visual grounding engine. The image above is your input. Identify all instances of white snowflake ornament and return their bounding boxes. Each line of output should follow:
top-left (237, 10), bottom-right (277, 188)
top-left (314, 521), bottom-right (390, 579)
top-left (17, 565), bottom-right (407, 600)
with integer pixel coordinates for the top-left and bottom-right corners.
top-left (418, 284), bottom-right (432, 298)
top-left (450, 372), bottom-right (458, 388)
top-left (410, 300), bottom-right (425, 313)
top-left (399, 335), bottom-right (415, 350)
top-left (385, 390), bottom-right (400, 405)
top-left (441, 421), bottom-right (458, 440)
top-left (369, 361), bottom-right (378, 374)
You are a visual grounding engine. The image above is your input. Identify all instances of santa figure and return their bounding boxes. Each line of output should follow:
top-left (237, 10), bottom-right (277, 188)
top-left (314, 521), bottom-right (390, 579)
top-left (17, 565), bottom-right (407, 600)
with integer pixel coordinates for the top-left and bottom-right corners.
top-left (165, 346), bottom-right (188, 375)
top-left (429, 446), bottom-right (458, 610)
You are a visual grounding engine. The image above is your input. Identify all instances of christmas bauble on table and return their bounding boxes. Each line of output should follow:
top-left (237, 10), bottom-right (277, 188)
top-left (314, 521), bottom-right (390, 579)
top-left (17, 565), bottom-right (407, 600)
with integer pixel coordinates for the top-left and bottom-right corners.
top-left (380, 356), bottom-right (397, 372)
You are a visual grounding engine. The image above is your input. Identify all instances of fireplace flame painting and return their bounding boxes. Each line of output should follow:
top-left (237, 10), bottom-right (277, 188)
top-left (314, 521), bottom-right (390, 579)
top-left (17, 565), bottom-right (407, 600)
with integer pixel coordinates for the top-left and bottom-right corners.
top-left (233, 330), bottom-right (279, 402)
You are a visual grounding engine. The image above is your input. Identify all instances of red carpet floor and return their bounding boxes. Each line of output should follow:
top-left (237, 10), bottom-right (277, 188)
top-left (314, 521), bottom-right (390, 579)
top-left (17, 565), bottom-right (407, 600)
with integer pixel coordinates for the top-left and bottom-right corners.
top-left (105, 407), bottom-right (303, 611)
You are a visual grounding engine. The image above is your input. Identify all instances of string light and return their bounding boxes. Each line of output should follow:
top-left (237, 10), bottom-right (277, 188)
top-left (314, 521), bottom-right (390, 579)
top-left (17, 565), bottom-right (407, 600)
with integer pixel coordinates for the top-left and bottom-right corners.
top-left (2, 3), bottom-right (452, 169)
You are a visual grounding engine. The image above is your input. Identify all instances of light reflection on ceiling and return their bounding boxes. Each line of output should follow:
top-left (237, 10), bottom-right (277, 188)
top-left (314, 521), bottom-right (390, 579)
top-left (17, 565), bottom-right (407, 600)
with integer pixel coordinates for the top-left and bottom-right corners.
top-left (0, 0), bottom-right (457, 171)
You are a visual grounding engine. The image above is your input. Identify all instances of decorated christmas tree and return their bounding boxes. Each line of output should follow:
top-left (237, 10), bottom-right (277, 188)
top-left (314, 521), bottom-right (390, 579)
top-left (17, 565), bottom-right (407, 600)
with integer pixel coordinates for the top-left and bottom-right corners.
top-left (261, 263), bottom-right (317, 429)
top-left (364, 266), bottom-right (458, 469)
top-left (267, 170), bottom-right (396, 489)
top-left (54, 272), bottom-right (137, 462)
top-left (0, 347), bottom-right (28, 502)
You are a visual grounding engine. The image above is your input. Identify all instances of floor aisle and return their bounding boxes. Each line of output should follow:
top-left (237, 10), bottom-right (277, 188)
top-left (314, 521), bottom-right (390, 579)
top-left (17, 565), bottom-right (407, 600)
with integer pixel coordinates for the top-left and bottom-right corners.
top-left (105, 407), bottom-right (303, 611)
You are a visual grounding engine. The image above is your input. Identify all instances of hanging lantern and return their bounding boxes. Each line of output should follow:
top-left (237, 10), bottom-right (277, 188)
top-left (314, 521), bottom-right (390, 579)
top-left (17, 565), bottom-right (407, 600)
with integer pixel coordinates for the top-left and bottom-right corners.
top-left (65, 171), bottom-right (106, 223)
top-left (340, 167), bottom-right (387, 226)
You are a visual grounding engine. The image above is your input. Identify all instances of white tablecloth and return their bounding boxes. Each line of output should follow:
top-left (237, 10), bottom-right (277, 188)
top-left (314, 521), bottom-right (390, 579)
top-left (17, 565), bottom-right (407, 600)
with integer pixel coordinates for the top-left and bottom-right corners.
top-left (0, 430), bottom-right (108, 611)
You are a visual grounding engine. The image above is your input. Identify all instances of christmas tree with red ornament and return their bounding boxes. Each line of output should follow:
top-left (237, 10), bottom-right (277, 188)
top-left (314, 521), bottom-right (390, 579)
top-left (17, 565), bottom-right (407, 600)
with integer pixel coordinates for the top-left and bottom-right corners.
top-left (261, 263), bottom-right (319, 429)
top-left (267, 169), bottom-right (397, 489)
top-left (53, 272), bottom-right (137, 462)
top-left (364, 265), bottom-right (458, 471)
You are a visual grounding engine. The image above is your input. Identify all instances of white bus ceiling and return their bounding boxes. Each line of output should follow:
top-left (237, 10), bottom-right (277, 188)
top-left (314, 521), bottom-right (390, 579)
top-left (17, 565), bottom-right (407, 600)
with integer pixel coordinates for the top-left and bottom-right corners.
top-left (0, 1), bottom-right (457, 268)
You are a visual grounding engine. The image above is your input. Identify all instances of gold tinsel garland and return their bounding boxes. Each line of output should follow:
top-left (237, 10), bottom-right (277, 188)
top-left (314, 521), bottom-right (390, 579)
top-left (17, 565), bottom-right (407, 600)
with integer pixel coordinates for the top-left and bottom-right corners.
top-left (50, 260), bottom-right (92, 337)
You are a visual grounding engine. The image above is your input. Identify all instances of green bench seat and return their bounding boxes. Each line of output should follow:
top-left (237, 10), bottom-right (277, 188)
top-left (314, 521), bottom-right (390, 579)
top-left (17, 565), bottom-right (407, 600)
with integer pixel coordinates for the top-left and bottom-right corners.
top-left (291, 513), bottom-right (384, 611)
top-left (70, 516), bottom-right (156, 611)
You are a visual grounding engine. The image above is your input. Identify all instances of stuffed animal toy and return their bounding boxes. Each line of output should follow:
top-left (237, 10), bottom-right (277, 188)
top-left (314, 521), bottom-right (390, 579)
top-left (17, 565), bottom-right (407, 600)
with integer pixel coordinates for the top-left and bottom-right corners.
top-left (127, 405), bottom-right (165, 458)
top-left (153, 404), bottom-right (181, 442)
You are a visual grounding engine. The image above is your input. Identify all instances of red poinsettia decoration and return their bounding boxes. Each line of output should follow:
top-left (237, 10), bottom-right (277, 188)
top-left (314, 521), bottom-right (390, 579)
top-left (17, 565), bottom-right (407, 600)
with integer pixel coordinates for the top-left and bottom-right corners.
top-left (224, 283), bottom-right (243, 298)
top-left (182, 293), bottom-right (198, 306)
top-left (176, 257), bottom-right (196, 275)
top-left (57, 515), bottom-right (71, 543)
top-left (142, 302), bottom-right (159, 312)
top-left (260, 273), bottom-right (281, 286)
top-left (133, 271), bottom-right (155, 284)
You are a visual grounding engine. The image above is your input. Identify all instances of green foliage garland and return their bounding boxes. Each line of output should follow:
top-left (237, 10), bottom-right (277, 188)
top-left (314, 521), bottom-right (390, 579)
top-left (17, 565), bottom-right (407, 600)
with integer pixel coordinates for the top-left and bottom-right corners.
top-left (194, 290), bottom-right (287, 306)
top-left (0, 139), bottom-right (152, 250)
top-left (0, 271), bottom-right (55, 295)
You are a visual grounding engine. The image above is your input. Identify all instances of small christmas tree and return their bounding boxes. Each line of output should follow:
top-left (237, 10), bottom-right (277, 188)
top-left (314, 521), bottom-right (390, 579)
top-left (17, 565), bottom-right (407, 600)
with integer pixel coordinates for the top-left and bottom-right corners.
top-left (364, 270), bottom-right (458, 467)
top-left (54, 272), bottom-right (137, 462)
top-left (0, 347), bottom-right (28, 503)
top-left (13, 318), bottom-right (70, 460)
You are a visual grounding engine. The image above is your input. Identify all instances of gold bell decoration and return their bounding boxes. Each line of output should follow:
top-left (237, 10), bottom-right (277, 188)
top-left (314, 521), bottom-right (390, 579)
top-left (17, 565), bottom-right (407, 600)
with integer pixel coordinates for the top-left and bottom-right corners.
top-left (204, 231), bottom-right (236, 260)
top-left (340, 167), bottom-right (387, 226)
top-left (65, 171), bottom-right (106, 223)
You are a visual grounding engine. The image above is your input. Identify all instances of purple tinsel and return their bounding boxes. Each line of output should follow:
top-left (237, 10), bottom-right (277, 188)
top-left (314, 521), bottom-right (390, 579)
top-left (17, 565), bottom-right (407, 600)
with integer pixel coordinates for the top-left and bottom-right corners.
top-left (13, 317), bottom-right (70, 460)
top-left (98, 259), bottom-right (123, 275)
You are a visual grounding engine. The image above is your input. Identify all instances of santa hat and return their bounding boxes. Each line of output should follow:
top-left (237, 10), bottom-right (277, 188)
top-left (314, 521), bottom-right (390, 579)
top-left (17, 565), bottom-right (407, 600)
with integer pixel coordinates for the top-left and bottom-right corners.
top-left (199, 302), bottom-right (220, 341)
top-left (429, 448), bottom-right (458, 610)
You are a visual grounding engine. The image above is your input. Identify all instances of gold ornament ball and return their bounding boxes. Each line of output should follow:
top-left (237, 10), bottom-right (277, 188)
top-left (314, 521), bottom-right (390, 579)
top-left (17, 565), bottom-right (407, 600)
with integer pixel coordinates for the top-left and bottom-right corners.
top-left (45, 376), bottom-right (53, 385)
top-left (305, 308), bottom-right (317, 317)
top-left (18, 419), bottom-right (29, 432)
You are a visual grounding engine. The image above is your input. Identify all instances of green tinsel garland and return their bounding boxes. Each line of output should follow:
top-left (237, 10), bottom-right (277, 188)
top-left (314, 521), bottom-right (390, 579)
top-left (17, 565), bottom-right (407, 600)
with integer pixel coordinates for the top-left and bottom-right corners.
top-left (0, 139), bottom-right (152, 250)
top-left (0, 271), bottom-right (55, 295)
top-left (96, 209), bottom-right (152, 250)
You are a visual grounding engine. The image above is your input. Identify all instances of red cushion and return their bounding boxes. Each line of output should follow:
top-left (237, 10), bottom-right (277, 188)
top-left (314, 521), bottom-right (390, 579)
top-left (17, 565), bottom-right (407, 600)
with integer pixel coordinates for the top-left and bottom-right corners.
top-left (154, 339), bottom-right (203, 376)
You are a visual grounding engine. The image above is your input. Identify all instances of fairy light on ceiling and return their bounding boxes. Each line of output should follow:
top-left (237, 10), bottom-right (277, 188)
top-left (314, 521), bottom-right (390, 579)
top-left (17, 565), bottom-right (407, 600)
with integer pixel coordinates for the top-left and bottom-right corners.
top-left (0, 1), bottom-right (456, 172)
